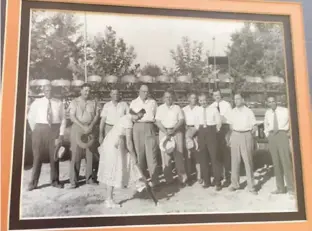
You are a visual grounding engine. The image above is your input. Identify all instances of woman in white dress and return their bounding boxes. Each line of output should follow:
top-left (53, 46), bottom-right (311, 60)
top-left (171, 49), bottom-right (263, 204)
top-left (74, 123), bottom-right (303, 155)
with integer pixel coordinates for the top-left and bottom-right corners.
top-left (97, 108), bottom-right (147, 208)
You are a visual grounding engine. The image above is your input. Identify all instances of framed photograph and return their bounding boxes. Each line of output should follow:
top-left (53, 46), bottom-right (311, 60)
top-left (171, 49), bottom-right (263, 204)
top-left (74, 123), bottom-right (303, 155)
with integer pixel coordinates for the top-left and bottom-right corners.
top-left (1, 0), bottom-right (312, 231)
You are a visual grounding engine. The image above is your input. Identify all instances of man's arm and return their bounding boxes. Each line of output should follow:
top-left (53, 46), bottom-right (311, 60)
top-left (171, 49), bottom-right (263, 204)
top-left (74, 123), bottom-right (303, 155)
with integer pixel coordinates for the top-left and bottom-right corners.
top-left (250, 110), bottom-right (258, 134)
top-left (59, 102), bottom-right (66, 137)
top-left (151, 99), bottom-right (158, 122)
top-left (88, 101), bottom-right (100, 130)
top-left (171, 106), bottom-right (184, 134)
top-left (155, 106), bottom-right (168, 134)
top-left (27, 100), bottom-right (37, 131)
top-left (279, 108), bottom-right (290, 131)
top-left (155, 120), bottom-right (168, 134)
top-left (263, 111), bottom-right (270, 137)
top-left (124, 102), bottom-right (130, 114)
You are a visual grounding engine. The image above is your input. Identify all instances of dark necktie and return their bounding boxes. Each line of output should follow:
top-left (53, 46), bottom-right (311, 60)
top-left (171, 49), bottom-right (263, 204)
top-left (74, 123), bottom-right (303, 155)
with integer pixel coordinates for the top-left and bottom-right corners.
top-left (217, 102), bottom-right (220, 112)
top-left (203, 107), bottom-right (207, 128)
top-left (273, 110), bottom-right (279, 134)
top-left (47, 99), bottom-right (52, 126)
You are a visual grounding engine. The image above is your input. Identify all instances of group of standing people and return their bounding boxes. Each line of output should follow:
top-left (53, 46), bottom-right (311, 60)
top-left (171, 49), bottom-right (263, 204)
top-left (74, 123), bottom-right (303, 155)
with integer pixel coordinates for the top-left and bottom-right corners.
top-left (26, 82), bottom-right (295, 208)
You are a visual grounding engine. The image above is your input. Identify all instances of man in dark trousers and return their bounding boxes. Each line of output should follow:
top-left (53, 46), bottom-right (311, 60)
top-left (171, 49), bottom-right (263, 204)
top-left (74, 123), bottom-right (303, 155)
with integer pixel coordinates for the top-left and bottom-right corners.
top-left (264, 96), bottom-right (294, 196)
top-left (195, 93), bottom-right (222, 191)
top-left (27, 84), bottom-right (66, 191)
top-left (210, 88), bottom-right (232, 187)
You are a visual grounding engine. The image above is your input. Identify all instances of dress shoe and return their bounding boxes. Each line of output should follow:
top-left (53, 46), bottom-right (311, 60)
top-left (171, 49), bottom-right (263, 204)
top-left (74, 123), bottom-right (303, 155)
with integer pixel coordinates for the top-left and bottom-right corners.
top-left (178, 181), bottom-right (186, 188)
top-left (223, 180), bottom-right (231, 188)
top-left (271, 189), bottom-right (286, 194)
top-left (197, 179), bottom-right (203, 184)
top-left (67, 184), bottom-right (78, 189)
top-left (202, 183), bottom-right (210, 189)
top-left (215, 185), bottom-right (222, 191)
top-left (186, 179), bottom-right (193, 186)
top-left (249, 189), bottom-right (258, 195)
top-left (86, 180), bottom-right (99, 185)
top-left (27, 184), bottom-right (37, 191)
top-left (52, 182), bottom-right (64, 189)
top-left (228, 186), bottom-right (239, 192)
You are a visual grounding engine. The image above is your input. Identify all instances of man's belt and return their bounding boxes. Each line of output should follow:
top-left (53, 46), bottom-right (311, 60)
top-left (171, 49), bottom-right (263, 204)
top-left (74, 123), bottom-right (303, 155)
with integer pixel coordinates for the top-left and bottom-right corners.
top-left (233, 130), bottom-right (251, 133)
top-left (36, 123), bottom-right (61, 126)
top-left (199, 124), bottom-right (216, 127)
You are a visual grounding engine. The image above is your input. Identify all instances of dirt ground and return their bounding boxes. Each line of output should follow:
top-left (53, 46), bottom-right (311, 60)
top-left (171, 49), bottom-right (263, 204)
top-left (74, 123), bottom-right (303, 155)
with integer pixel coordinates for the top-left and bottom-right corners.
top-left (20, 156), bottom-right (297, 218)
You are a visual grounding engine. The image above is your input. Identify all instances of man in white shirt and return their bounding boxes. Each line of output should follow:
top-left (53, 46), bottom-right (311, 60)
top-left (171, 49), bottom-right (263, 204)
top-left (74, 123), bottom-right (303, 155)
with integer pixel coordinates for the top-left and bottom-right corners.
top-left (183, 92), bottom-right (201, 184)
top-left (210, 89), bottom-right (232, 187)
top-left (264, 96), bottom-right (294, 195)
top-left (195, 93), bottom-right (222, 191)
top-left (156, 89), bottom-right (187, 186)
top-left (227, 93), bottom-right (258, 195)
top-left (27, 84), bottom-right (66, 191)
top-left (99, 89), bottom-right (129, 144)
top-left (130, 85), bottom-right (159, 187)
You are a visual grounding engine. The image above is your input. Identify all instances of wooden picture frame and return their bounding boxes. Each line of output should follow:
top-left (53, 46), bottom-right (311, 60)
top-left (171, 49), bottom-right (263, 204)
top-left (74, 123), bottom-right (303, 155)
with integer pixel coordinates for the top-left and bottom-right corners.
top-left (1, 0), bottom-right (312, 230)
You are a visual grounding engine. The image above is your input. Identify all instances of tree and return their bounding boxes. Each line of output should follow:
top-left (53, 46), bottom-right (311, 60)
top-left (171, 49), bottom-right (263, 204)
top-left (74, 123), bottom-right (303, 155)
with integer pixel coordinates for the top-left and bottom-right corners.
top-left (170, 36), bottom-right (208, 81)
top-left (226, 22), bottom-right (285, 89)
top-left (141, 63), bottom-right (162, 77)
top-left (90, 26), bottom-right (137, 77)
top-left (29, 11), bottom-right (84, 80)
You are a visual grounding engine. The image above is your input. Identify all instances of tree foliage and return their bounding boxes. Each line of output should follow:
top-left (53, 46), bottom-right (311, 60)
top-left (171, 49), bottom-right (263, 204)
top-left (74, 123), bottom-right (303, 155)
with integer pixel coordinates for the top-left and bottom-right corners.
top-left (141, 63), bottom-right (162, 77)
top-left (90, 26), bottom-right (137, 77)
top-left (29, 11), bottom-right (84, 80)
top-left (227, 22), bottom-right (285, 80)
top-left (170, 36), bottom-right (209, 80)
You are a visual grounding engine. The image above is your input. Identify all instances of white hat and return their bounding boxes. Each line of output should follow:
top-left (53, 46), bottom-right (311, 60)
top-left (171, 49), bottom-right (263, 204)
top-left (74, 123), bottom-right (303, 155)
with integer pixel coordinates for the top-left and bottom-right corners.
top-left (57, 146), bottom-right (66, 159)
top-left (185, 137), bottom-right (198, 150)
top-left (54, 143), bottom-right (66, 161)
top-left (159, 136), bottom-right (176, 154)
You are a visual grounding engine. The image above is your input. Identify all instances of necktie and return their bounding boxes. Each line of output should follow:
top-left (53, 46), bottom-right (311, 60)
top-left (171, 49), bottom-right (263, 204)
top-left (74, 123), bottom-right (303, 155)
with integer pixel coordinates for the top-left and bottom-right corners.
top-left (47, 99), bottom-right (53, 127)
top-left (203, 107), bottom-right (207, 128)
top-left (217, 102), bottom-right (220, 112)
top-left (273, 110), bottom-right (279, 134)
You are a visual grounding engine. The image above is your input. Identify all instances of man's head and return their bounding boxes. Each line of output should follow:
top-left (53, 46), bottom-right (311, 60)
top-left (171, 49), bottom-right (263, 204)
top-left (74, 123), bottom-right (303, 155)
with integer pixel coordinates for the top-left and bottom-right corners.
top-left (163, 89), bottom-right (174, 106)
top-left (213, 88), bottom-right (222, 103)
top-left (80, 83), bottom-right (92, 100)
top-left (198, 93), bottom-right (208, 108)
top-left (139, 84), bottom-right (149, 101)
top-left (43, 84), bottom-right (52, 99)
top-left (110, 88), bottom-right (120, 102)
top-left (267, 96), bottom-right (277, 110)
top-left (188, 92), bottom-right (197, 106)
top-left (234, 92), bottom-right (244, 108)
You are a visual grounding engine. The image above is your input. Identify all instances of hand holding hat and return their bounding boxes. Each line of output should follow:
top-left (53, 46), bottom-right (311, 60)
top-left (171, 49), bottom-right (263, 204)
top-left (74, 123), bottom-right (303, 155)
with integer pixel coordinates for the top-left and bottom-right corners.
top-left (185, 137), bottom-right (199, 151)
top-left (159, 136), bottom-right (176, 154)
top-left (54, 137), bottom-right (66, 161)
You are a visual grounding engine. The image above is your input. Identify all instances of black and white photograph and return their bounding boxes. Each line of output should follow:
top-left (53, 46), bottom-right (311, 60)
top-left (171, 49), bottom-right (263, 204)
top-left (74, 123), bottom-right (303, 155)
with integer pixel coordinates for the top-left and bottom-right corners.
top-left (9, 1), bottom-right (306, 229)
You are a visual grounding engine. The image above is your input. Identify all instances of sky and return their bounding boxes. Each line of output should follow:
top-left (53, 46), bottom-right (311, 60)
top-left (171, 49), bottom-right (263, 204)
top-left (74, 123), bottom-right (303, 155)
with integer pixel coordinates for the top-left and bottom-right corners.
top-left (33, 10), bottom-right (245, 69)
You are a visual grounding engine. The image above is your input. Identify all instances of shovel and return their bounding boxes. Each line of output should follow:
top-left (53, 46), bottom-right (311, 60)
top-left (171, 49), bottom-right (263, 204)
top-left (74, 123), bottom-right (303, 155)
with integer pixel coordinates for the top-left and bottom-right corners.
top-left (132, 157), bottom-right (158, 206)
